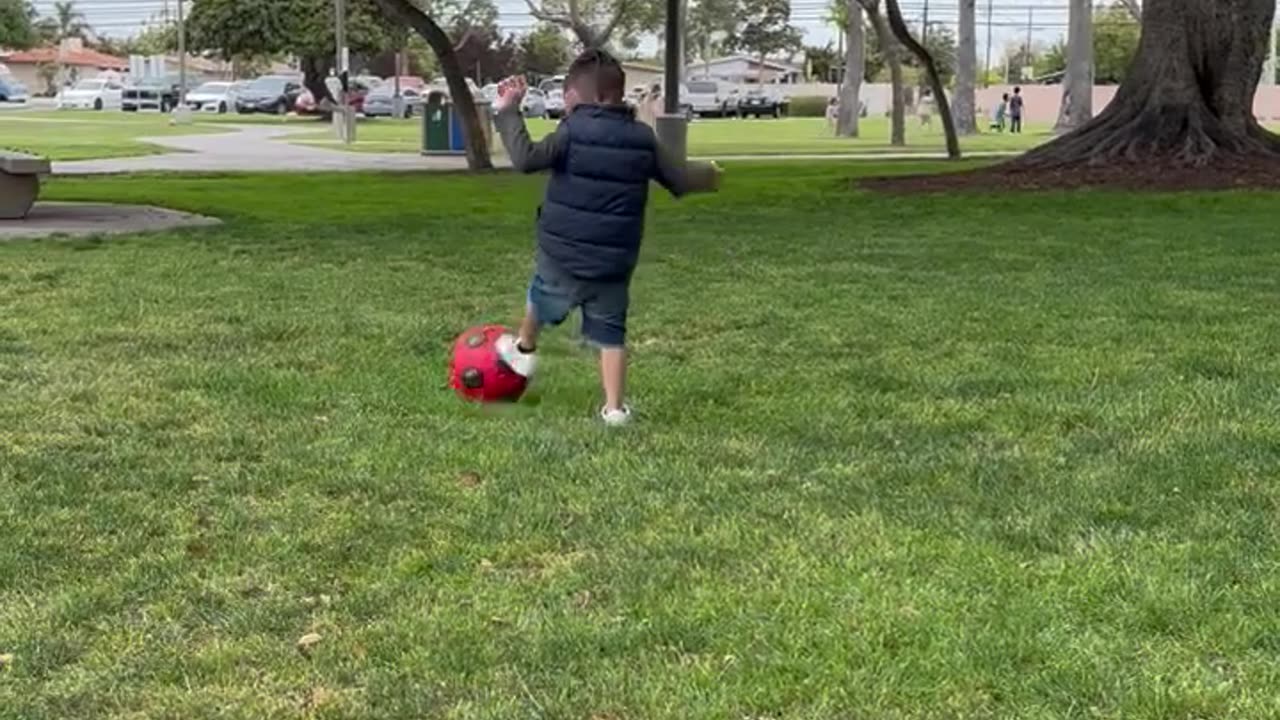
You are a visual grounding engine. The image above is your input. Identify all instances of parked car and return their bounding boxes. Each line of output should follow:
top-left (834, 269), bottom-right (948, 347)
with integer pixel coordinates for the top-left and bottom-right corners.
top-left (685, 79), bottom-right (736, 117)
top-left (539, 75), bottom-right (565, 94)
top-left (363, 83), bottom-right (425, 118)
top-left (185, 81), bottom-right (237, 113)
top-left (235, 75), bottom-right (304, 114)
top-left (736, 88), bottom-right (786, 118)
top-left (122, 75), bottom-right (181, 112)
top-left (521, 88), bottom-right (547, 118)
top-left (0, 75), bottom-right (28, 103)
top-left (545, 88), bottom-right (565, 118)
top-left (57, 78), bottom-right (123, 110)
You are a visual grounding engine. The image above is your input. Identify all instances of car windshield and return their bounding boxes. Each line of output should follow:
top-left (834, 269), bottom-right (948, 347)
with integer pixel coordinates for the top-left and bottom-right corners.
top-left (248, 77), bottom-right (288, 92)
top-left (194, 82), bottom-right (229, 94)
top-left (73, 80), bottom-right (105, 90)
top-left (687, 81), bottom-right (717, 94)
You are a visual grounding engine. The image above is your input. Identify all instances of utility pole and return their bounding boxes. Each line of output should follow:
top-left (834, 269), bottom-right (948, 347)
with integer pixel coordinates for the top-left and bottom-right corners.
top-left (983, 0), bottom-right (993, 87)
top-left (334, 0), bottom-right (354, 143)
top-left (1025, 7), bottom-right (1033, 78)
top-left (172, 0), bottom-right (191, 124)
top-left (921, 0), bottom-right (929, 43)
top-left (1268, 16), bottom-right (1278, 86)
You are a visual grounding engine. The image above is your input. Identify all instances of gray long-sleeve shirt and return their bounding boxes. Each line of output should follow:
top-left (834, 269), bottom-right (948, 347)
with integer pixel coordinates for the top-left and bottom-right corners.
top-left (493, 104), bottom-right (718, 197)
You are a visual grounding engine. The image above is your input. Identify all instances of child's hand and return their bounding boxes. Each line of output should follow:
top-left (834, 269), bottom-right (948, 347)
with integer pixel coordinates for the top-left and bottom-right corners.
top-left (494, 75), bottom-right (527, 112)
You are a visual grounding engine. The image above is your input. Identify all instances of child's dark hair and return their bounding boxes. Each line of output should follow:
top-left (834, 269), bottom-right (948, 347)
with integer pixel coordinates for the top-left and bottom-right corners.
top-left (566, 48), bottom-right (626, 104)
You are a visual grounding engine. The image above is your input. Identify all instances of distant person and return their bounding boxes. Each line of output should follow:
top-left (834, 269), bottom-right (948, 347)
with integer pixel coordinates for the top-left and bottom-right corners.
top-left (1009, 86), bottom-right (1024, 133)
top-left (825, 97), bottom-right (838, 129)
top-left (991, 92), bottom-right (1009, 132)
top-left (918, 89), bottom-right (934, 128)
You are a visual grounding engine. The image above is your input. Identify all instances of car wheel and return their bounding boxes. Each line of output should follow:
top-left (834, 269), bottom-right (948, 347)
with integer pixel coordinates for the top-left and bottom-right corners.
top-left (275, 100), bottom-right (287, 115)
top-left (93, 97), bottom-right (103, 111)
top-left (772, 107), bottom-right (780, 119)
top-left (218, 101), bottom-right (227, 114)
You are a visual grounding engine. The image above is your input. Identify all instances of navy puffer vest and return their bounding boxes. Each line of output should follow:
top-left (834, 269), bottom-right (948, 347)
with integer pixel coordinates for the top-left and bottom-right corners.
top-left (538, 104), bottom-right (658, 280)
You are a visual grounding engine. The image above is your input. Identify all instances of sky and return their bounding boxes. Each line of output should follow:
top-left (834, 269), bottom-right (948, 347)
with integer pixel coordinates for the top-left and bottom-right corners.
top-left (32, 0), bottom-right (1099, 68)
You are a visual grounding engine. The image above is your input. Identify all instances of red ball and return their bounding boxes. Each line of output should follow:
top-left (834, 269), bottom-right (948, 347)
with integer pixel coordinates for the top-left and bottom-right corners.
top-left (448, 324), bottom-right (528, 403)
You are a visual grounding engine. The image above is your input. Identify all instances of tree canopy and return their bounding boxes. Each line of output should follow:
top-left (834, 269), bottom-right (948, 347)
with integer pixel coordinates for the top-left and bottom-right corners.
top-left (0, 0), bottom-right (36, 49)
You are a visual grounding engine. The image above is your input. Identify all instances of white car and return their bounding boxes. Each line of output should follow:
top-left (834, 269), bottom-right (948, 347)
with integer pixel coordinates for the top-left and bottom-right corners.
top-left (685, 79), bottom-right (735, 117)
top-left (185, 81), bottom-right (237, 113)
top-left (56, 78), bottom-right (123, 110)
top-left (545, 88), bottom-right (565, 119)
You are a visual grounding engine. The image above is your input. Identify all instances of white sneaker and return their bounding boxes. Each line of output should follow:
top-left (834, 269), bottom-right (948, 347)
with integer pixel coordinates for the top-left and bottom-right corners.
top-left (599, 405), bottom-right (632, 427)
top-left (495, 333), bottom-right (537, 377)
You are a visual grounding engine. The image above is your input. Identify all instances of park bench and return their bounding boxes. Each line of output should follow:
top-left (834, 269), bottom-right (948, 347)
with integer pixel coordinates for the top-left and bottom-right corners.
top-left (0, 150), bottom-right (51, 220)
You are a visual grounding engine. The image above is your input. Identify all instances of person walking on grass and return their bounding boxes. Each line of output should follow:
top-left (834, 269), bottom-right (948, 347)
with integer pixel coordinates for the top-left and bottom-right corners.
top-left (489, 50), bottom-right (721, 426)
top-left (1009, 86), bottom-right (1024, 133)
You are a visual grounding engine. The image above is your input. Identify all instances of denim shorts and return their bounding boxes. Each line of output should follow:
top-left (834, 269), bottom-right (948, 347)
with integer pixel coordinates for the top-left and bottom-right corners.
top-left (528, 256), bottom-right (629, 348)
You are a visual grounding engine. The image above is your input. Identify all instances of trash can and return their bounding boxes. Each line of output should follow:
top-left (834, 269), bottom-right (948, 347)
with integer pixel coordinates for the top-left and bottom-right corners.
top-left (422, 92), bottom-right (493, 155)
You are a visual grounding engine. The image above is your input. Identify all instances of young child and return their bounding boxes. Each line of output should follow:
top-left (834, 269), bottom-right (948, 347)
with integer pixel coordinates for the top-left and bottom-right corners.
top-left (991, 93), bottom-right (1008, 132)
top-left (824, 97), bottom-right (839, 130)
top-left (490, 49), bottom-right (720, 426)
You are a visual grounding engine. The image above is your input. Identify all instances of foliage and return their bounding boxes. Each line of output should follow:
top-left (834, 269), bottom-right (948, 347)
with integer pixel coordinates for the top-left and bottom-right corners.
top-left (0, 0), bottom-right (35, 49)
top-left (34, 0), bottom-right (90, 43)
top-left (522, 0), bottom-right (661, 49)
top-left (519, 23), bottom-right (571, 77)
top-left (786, 94), bottom-right (828, 116)
top-left (725, 0), bottom-right (803, 67)
top-left (1091, 3), bottom-right (1140, 84)
top-left (187, 0), bottom-right (393, 63)
top-left (686, 0), bottom-right (738, 67)
top-left (804, 43), bottom-right (839, 82)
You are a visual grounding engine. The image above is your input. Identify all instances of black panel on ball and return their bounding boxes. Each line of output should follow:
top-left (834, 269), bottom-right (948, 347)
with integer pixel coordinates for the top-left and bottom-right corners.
top-left (461, 368), bottom-right (484, 388)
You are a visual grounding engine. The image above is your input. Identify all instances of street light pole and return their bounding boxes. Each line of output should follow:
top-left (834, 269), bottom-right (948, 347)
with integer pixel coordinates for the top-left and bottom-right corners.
top-left (983, 0), bottom-right (993, 87)
top-left (173, 0), bottom-right (191, 124)
top-left (334, 0), bottom-right (354, 143)
top-left (656, 0), bottom-right (687, 159)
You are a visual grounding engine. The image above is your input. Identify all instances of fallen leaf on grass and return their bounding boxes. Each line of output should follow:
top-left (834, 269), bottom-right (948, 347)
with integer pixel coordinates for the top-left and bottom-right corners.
top-left (299, 685), bottom-right (336, 711)
top-left (296, 633), bottom-right (323, 656)
top-left (0, 653), bottom-right (13, 670)
top-left (458, 471), bottom-right (482, 488)
top-left (572, 590), bottom-right (593, 610)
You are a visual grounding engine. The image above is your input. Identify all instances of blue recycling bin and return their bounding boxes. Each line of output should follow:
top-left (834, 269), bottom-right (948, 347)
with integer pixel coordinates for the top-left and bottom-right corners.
top-left (422, 93), bottom-right (493, 156)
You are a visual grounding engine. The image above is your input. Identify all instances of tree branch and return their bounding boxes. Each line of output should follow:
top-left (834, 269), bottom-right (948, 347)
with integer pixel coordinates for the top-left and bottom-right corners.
top-left (1118, 0), bottom-right (1140, 21)
top-left (595, 0), bottom-right (630, 47)
top-left (371, 0), bottom-right (493, 170)
top-left (883, 0), bottom-right (960, 158)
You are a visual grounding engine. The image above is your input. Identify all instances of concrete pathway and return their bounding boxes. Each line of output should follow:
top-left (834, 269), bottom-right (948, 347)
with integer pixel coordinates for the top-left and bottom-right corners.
top-left (53, 124), bottom-right (482, 175)
top-left (50, 123), bottom-right (1019, 175)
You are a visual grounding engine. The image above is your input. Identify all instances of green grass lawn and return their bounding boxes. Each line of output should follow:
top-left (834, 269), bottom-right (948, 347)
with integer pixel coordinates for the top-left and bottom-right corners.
top-left (5, 162), bottom-right (1280, 718)
top-left (0, 111), bottom-right (228, 160)
top-left (293, 115), bottom-right (1052, 157)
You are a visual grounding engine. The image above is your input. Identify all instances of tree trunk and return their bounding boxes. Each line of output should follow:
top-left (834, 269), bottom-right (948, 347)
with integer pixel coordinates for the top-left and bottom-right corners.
top-left (300, 55), bottom-right (335, 116)
top-left (836, 0), bottom-right (864, 137)
top-left (372, 0), bottom-right (493, 170)
top-left (859, 0), bottom-right (905, 145)
top-left (1016, 0), bottom-right (1280, 169)
top-left (1054, 0), bottom-right (1093, 132)
top-left (884, 0), bottom-right (961, 158)
top-left (954, 0), bottom-right (977, 134)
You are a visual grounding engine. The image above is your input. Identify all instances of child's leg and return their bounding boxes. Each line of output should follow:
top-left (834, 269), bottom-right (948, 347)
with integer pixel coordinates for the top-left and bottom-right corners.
top-left (497, 267), bottom-right (573, 377)
top-left (599, 347), bottom-right (627, 412)
top-left (581, 280), bottom-right (630, 419)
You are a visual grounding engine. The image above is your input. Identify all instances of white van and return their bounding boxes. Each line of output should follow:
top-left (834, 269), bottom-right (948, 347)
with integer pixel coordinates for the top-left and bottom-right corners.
top-left (684, 79), bottom-right (734, 117)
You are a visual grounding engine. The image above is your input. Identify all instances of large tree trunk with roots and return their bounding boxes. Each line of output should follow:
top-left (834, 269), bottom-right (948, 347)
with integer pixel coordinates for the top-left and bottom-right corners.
top-left (884, 0), bottom-right (961, 158)
top-left (1054, 0), bottom-right (1093, 132)
top-left (836, 0), bottom-right (865, 137)
top-left (1018, 0), bottom-right (1280, 170)
top-left (372, 0), bottom-right (493, 170)
top-left (954, 0), bottom-right (977, 134)
top-left (858, 0), bottom-right (905, 145)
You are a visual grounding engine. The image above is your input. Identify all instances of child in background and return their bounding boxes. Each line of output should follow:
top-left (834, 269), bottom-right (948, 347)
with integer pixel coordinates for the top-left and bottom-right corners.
top-left (991, 93), bottom-right (1008, 132)
top-left (490, 49), bottom-right (721, 426)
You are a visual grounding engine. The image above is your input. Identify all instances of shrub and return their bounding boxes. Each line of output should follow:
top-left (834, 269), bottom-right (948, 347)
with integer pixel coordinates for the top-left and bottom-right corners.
top-left (787, 95), bottom-right (832, 118)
